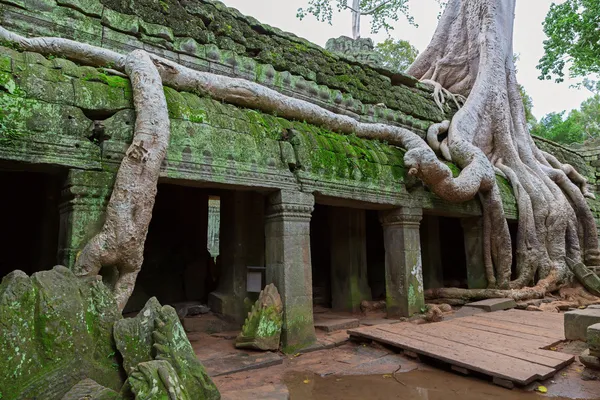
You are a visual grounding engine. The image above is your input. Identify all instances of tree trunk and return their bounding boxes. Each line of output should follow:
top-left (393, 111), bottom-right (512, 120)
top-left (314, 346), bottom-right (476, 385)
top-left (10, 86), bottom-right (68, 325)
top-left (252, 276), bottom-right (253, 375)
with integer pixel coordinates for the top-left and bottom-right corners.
top-left (352, 0), bottom-right (361, 39)
top-left (407, 0), bottom-right (600, 300)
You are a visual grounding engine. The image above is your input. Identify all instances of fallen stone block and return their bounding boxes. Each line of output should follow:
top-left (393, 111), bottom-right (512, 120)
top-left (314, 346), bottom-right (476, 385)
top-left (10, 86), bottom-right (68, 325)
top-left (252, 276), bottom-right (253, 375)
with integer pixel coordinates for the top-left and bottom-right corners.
top-left (314, 318), bottom-right (360, 332)
top-left (465, 298), bottom-right (517, 312)
top-left (565, 309), bottom-right (600, 341)
top-left (580, 349), bottom-right (600, 370)
top-left (588, 323), bottom-right (600, 357)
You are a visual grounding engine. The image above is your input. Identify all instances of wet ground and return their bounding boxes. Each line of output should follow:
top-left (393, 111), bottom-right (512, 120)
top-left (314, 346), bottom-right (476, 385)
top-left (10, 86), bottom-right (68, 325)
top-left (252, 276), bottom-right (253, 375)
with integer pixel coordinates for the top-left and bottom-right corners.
top-left (285, 369), bottom-right (585, 400)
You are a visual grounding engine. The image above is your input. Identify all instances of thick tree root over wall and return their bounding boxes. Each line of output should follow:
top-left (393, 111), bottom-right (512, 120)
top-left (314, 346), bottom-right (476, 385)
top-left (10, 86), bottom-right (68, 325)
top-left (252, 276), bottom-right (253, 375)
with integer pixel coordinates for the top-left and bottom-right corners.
top-left (2, 0), bottom-right (599, 309)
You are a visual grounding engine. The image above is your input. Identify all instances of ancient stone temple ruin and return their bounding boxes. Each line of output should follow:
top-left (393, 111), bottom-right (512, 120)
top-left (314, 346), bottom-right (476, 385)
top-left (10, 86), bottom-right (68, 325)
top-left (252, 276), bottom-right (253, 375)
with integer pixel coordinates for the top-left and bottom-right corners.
top-left (1, 0), bottom-right (600, 356)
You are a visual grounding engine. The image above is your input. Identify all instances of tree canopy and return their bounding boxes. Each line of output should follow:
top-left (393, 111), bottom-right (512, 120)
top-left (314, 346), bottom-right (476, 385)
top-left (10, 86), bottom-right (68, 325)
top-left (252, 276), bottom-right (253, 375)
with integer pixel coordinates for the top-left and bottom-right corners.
top-left (297, 0), bottom-right (414, 39)
top-left (532, 94), bottom-right (600, 145)
top-left (374, 38), bottom-right (418, 72)
top-left (537, 0), bottom-right (600, 82)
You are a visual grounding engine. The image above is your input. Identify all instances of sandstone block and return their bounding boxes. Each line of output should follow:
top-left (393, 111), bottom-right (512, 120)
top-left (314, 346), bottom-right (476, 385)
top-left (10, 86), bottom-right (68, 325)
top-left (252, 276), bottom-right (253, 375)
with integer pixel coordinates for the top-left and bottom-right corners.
top-left (565, 309), bottom-right (600, 340)
top-left (466, 298), bottom-right (517, 312)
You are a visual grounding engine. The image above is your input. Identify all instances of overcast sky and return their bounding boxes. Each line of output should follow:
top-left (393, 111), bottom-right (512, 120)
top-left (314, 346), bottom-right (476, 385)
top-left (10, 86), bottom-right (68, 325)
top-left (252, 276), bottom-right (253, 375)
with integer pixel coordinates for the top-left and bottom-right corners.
top-left (221, 0), bottom-right (590, 120)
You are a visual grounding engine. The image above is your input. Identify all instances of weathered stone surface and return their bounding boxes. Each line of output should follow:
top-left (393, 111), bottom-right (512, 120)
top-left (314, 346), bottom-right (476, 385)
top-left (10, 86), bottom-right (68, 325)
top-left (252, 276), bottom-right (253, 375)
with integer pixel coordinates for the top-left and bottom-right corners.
top-left (379, 207), bottom-right (425, 318)
top-left (62, 379), bottom-right (121, 400)
top-left (128, 360), bottom-right (190, 399)
top-left (580, 349), bottom-right (600, 370)
top-left (0, 266), bottom-right (123, 400)
top-left (115, 298), bottom-right (220, 400)
top-left (265, 191), bottom-right (317, 353)
top-left (565, 309), bottom-right (600, 341)
top-left (588, 323), bottom-right (600, 357)
top-left (466, 298), bottom-right (517, 312)
top-left (203, 351), bottom-right (283, 377)
top-left (114, 297), bottom-right (161, 375)
top-left (236, 283), bottom-right (283, 351)
top-left (314, 318), bottom-right (360, 332)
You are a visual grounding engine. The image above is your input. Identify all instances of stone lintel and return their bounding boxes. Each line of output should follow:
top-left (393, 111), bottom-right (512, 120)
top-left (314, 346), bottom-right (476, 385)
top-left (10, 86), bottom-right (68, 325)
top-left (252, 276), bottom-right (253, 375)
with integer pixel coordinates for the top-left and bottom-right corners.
top-left (379, 207), bottom-right (424, 318)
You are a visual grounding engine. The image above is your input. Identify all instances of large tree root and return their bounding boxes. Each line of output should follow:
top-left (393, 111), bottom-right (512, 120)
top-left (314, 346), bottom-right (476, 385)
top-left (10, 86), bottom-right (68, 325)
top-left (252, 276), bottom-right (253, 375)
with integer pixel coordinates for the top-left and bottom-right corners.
top-left (407, 0), bottom-right (600, 302)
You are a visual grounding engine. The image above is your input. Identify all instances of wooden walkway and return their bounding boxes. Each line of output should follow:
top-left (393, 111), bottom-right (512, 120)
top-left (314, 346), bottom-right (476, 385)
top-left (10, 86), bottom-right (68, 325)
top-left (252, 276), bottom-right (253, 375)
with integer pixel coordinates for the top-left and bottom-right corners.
top-left (348, 309), bottom-right (574, 387)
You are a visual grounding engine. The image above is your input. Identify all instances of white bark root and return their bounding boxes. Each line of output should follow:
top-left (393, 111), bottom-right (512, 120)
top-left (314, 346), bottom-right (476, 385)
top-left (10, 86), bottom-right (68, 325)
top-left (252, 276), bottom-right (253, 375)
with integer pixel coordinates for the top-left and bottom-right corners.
top-left (408, 0), bottom-right (600, 301)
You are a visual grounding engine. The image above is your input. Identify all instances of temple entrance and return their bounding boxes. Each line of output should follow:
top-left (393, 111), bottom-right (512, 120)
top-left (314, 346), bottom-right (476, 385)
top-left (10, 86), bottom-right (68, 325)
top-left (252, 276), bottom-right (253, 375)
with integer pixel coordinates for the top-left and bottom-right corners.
top-left (125, 183), bottom-right (216, 313)
top-left (310, 205), bottom-right (385, 313)
top-left (0, 169), bottom-right (60, 279)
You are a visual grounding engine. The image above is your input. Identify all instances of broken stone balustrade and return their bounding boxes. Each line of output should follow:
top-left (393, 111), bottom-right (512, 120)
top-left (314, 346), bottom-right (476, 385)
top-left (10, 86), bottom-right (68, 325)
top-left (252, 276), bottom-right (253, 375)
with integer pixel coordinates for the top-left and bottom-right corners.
top-left (235, 283), bottom-right (284, 351)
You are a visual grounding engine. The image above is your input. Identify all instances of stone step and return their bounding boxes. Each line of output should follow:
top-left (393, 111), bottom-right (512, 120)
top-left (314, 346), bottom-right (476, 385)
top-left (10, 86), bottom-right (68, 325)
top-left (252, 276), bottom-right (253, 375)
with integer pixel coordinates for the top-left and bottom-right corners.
top-left (565, 309), bottom-right (600, 341)
top-left (314, 318), bottom-right (359, 332)
top-left (465, 298), bottom-right (517, 312)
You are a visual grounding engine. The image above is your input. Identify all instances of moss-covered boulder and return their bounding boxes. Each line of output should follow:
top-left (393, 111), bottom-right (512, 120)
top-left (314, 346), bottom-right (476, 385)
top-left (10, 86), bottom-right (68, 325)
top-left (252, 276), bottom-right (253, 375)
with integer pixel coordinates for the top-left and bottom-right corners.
top-left (0, 266), bottom-right (124, 400)
top-left (235, 284), bottom-right (283, 351)
top-left (114, 297), bottom-right (220, 400)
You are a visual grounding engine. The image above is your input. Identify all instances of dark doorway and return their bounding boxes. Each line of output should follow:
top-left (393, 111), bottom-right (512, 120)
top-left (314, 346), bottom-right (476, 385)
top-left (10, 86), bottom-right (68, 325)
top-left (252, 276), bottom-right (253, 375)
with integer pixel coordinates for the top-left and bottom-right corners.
top-left (125, 183), bottom-right (213, 313)
top-left (0, 170), bottom-right (60, 279)
top-left (439, 217), bottom-right (468, 288)
top-left (310, 204), bottom-right (331, 307)
top-left (366, 210), bottom-right (385, 300)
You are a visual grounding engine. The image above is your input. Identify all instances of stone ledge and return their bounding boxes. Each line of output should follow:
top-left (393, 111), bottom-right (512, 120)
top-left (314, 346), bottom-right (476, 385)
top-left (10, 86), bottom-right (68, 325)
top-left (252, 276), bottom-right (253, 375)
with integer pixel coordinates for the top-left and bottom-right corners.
top-left (565, 309), bottom-right (600, 341)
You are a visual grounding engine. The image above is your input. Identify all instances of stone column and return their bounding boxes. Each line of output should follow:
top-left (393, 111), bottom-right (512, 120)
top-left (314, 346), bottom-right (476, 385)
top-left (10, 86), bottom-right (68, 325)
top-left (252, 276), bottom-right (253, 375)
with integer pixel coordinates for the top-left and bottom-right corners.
top-left (461, 217), bottom-right (487, 289)
top-left (58, 170), bottom-right (115, 268)
top-left (329, 207), bottom-right (371, 312)
top-left (208, 191), bottom-right (264, 324)
top-left (265, 190), bottom-right (316, 353)
top-left (379, 207), bottom-right (424, 318)
top-left (421, 215), bottom-right (443, 290)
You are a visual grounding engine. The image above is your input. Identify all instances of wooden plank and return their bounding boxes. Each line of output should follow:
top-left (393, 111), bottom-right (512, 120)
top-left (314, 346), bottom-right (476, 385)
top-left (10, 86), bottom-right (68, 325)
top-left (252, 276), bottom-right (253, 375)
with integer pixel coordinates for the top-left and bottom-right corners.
top-left (452, 319), bottom-right (560, 346)
top-left (472, 313), bottom-right (565, 338)
top-left (381, 321), bottom-right (571, 362)
top-left (406, 324), bottom-right (573, 369)
top-left (371, 325), bottom-right (556, 384)
top-left (479, 310), bottom-right (565, 331)
top-left (459, 316), bottom-right (564, 340)
top-left (426, 323), bottom-right (572, 362)
top-left (348, 327), bottom-right (547, 385)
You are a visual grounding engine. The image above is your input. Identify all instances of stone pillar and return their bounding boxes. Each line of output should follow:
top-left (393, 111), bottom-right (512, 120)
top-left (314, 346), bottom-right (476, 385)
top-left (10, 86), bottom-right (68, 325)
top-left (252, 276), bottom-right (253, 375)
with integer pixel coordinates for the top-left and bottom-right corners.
top-left (329, 207), bottom-right (371, 312)
top-left (379, 207), bottom-right (424, 318)
top-left (421, 215), bottom-right (443, 290)
top-left (461, 217), bottom-right (487, 289)
top-left (208, 191), bottom-right (264, 324)
top-left (265, 190), bottom-right (316, 353)
top-left (58, 170), bottom-right (115, 269)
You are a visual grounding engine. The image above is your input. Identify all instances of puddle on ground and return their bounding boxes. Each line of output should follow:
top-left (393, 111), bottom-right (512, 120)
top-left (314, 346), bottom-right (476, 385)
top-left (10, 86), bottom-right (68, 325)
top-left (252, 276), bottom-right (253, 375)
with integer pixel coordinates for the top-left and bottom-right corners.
top-left (285, 369), bottom-right (583, 400)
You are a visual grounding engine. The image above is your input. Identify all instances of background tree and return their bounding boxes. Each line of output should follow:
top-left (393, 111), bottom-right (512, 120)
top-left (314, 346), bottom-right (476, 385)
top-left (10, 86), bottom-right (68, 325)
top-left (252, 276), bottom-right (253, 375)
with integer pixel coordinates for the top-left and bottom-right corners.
top-left (532, 95), bottom-right (600, 145)
top-left (374, 38), bottom-right (419, 72)
top-left (297, 0), bottom-right (414, 40)
top-left (538, 0), bottom-right (600, 83)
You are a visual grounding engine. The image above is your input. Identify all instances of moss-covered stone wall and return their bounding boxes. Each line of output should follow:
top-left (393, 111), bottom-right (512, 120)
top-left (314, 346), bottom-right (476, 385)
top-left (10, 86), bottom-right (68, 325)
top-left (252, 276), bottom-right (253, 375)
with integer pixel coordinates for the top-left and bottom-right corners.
top-left (0, 0), bottom-right (451, 138)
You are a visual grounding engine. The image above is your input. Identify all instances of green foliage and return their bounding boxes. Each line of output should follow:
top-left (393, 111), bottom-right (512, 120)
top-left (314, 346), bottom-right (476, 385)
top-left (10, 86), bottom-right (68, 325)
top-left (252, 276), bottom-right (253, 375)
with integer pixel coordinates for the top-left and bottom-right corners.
top-left (297, 0), bottom-right (415, 37)
top-left (518, 84), bottom-right (536, 128)
top-left (532, 93), bottom-right (600, 145)
top-left (374, 38), bottom-right (418, 72)
top-left (538, 0), bottom-right (600, 82)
